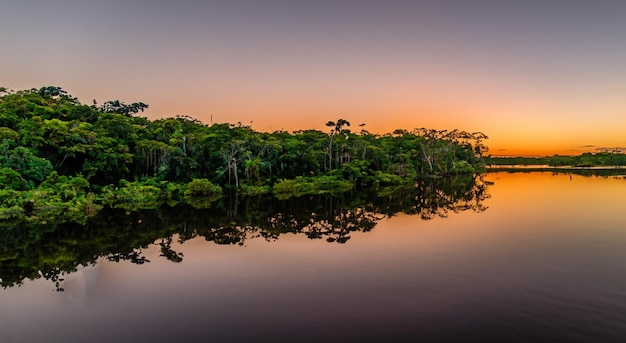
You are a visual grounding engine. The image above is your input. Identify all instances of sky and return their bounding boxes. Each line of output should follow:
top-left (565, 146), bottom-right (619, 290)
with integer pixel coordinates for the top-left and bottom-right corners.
top-left (2, 0), bottom-right (626, 156)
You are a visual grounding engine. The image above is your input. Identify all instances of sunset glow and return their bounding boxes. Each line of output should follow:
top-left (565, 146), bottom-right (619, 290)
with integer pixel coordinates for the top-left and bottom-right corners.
top-left (2, 1), bottom-right (625, 156)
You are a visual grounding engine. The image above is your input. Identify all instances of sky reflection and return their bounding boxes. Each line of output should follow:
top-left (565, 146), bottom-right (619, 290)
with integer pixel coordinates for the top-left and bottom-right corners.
top-left (2, 172), bottom-right (626, 342)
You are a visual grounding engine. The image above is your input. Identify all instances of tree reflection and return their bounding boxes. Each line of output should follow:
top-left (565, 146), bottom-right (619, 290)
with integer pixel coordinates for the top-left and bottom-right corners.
top-left (159, 237), bottom-right (184, 263)
top-left (489, 167), bottom-right (626, 179)
top-left (0, 175), bottom-right (490, 289)
top-left (107, 249), bottom-right (151, 264)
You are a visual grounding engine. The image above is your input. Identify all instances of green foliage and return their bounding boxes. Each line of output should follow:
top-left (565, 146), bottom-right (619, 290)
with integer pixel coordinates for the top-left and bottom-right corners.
top-left (487, 152), bottom-right (626, 168)
top-left (185, 179), bottom-right (222, 196)
top-left (453, 160), bottom-right (475, 173)
top-left (0, 86), bottom-right (489, 224)
top-left (272, 177), bottom-right (313, 195)
top-left (0, 206), bottom-right (25, 221)
top-left (485, 156), bottom-right (550, 165)
top-left (240, 184), bottom-right (271, 196)
top-left (182, 179), bottom-right (223, 209)
top-left (0, 127), bottom-right (18, 141)
top-left (154, 180), bottom-right (187, 206)
top-left (101, 180), bottom-right (163, 211)
top-left (273, 176), bottom-right (354, 198)
top-left (0, 168), bottom-right (28, 190)
top-left (0, 145), bottom-right (53, 186)
top-left (372, 171), bottom-right (406, 186)
top-left (99, 100), bottom-right (149, 116)
top-left (0, 189), bottom-right (26, 220)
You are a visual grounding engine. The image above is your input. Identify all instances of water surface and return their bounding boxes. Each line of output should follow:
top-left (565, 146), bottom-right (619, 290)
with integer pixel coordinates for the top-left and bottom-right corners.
top-left (2, 172), bottom-right (626, 342)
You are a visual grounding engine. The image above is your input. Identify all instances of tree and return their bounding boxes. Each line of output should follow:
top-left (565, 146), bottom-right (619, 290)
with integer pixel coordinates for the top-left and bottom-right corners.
top-left (39, 86), bottom-right (67, 98)
top-left (325, 119), bottom-right (350, 170)
top-left (100, 100), bottom-right (149, 116)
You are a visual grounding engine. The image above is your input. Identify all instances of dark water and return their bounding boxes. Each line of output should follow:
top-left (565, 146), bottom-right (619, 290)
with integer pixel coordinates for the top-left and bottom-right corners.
top-left (2, 172), bottom-right (626, 342)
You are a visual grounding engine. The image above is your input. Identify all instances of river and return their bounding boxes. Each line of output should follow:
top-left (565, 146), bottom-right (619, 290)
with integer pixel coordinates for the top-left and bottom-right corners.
top-left (1, 171), bottom-right (626, 342)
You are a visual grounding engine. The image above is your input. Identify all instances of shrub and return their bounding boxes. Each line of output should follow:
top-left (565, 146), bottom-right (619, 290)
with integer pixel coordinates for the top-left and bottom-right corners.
top-left (185, 179), bottom-right (222, 196)
top-left (272, 175), bottom-right (353, 198)
top-left (373, 171), bottom-right (405, 186)
top-left (240, 184), bottom-right (271, 196)
top-left (0, 168), bottom-right (28, 190)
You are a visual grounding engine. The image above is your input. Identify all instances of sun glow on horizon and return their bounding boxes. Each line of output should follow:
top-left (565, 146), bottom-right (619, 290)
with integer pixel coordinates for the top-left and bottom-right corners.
top-left (2, 1), bottom-right (626, 158)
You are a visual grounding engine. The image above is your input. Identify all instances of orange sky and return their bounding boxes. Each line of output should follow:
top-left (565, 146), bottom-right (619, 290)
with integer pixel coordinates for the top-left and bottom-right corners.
top-left (2, 1), bottom-right (625, 156)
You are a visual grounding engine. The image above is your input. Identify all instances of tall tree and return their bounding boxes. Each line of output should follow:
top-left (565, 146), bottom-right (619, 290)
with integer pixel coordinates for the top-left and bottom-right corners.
top-left (325, 119), bottom-right (350, 170)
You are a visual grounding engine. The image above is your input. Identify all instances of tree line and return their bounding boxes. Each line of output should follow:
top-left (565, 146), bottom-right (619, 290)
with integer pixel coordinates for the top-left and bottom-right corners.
top-left (486, 153), bottom-right (626, 168)
top-left (0, 86), bottom-right (488, 222)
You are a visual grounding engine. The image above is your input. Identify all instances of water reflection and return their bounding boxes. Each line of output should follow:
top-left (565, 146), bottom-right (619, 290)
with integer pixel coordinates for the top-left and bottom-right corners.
top-left (488, 166), bottom-right (626, 178)
top-left (4, 171), bottom-right (626, 342)
top-left (0, 174), bottom-right (488, 289)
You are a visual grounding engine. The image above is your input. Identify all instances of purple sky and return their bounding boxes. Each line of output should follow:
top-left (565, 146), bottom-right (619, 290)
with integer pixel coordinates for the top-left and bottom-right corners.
top-left (2, 0), bottom-right (626, 155)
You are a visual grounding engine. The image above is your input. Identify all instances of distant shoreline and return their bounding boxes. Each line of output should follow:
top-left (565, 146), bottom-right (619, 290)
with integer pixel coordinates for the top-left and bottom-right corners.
top-left (487, 165), bottom-right (626, 170)
top-left (485, 154), bottom-right (626, 171)
top-left (486, 165), bottom-right (626, 177)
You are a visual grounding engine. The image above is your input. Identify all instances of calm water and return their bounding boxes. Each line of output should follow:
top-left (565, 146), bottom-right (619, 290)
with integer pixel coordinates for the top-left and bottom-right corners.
top-left (2, 172), bottom-right (626, 342)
